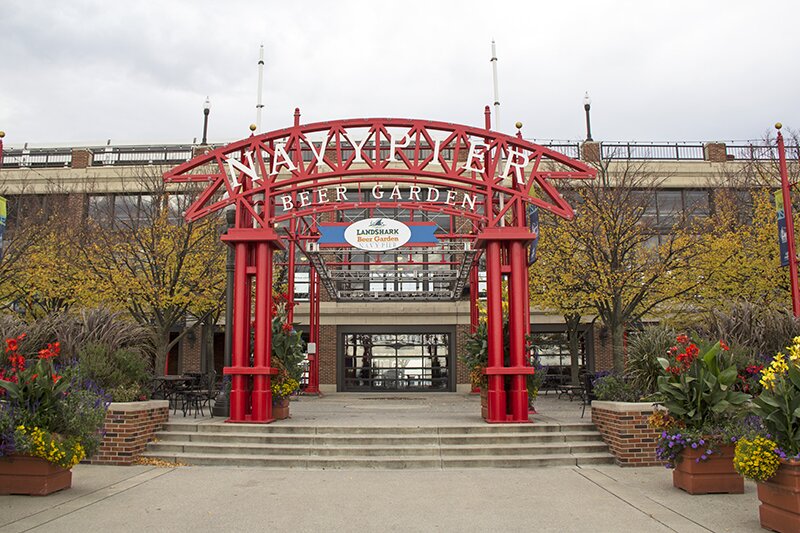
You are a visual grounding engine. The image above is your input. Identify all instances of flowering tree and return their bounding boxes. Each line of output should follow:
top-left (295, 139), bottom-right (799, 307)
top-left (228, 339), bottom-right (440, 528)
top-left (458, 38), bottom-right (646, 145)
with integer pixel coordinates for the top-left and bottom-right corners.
top-left (79, 169), bottom-right (225, 375)
top-left (532, 159), bottom-right (710, 373)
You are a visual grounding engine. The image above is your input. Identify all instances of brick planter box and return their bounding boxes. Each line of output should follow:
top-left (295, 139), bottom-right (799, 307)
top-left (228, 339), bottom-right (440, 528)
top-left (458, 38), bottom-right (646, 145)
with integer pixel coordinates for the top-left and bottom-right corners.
top-left (591, 401), bottom-right (661, 467)
top-left (88, 400), bottom-right (169, 465)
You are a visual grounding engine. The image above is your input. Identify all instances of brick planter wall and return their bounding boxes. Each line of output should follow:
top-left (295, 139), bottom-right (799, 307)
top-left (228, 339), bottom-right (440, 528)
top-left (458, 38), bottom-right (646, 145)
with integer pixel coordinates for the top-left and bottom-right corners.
top-left (591, 401), bottom-right (661, 467)
top-left (89, 400), bottom-right (169, 465)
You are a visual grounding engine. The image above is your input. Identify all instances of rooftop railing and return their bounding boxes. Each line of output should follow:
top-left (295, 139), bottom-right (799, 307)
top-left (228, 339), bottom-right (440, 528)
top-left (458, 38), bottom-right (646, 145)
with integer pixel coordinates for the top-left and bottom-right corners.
top-left (1, 140), bottom-right (798, 169)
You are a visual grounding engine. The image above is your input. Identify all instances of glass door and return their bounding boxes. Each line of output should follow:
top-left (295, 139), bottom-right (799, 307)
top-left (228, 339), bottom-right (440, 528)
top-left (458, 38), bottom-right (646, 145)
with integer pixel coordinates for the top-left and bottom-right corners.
top-left (342, 332), bottom-right (451, 392)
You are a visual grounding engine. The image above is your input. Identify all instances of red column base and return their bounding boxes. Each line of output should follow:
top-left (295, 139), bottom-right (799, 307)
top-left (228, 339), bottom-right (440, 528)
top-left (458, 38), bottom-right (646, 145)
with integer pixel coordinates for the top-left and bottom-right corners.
top-left (482, 368), bottom-right (535, 424)
top-left (225, 416), bottom-right (276, 424)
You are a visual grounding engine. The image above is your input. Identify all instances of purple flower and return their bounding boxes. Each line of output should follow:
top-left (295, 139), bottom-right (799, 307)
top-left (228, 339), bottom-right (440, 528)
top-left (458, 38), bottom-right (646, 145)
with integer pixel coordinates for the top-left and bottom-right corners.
top-left (691, 443), bottom-right (698, 449)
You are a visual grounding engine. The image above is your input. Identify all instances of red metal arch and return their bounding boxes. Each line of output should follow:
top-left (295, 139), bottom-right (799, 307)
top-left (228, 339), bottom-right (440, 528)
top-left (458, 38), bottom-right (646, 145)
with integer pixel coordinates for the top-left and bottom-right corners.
top-left (162, 117), bottom-right (595, 425)
top-left (164, 117), bottom-right (595, 228)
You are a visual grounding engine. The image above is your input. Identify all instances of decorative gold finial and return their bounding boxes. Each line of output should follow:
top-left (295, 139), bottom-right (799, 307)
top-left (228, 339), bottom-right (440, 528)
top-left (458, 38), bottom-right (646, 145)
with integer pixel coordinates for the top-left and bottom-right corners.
top-left (249, 124), bottom-right (257, 132)
top-left (776, 122), bottom-right (783, 130)
top-left (515, 121), bottom-right (523, 130)
top-left (0, 131), bottom-right (5, 138)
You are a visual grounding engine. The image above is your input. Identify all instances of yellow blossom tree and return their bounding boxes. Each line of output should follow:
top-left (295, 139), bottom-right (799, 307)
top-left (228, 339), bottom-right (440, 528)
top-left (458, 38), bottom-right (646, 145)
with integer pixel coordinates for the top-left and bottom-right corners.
top-left (80, 170), bottom-right (225, 375)
top-left (530, 159), bottom-right (713, 373)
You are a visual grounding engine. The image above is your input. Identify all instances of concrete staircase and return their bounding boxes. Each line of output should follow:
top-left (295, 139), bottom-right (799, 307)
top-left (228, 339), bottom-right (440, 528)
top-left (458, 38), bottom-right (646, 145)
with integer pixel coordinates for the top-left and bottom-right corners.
top-left (143, 421), bottom-right (614, 469)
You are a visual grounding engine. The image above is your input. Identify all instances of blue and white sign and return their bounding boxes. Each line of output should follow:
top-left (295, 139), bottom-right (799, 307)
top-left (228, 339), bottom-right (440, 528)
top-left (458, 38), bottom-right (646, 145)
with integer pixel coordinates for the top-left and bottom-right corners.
top-left (776, 191), bottom-right (790, 267)
top-left (343, 218), bottom-right (412, 251)
top-left (319, 220), bottom-right (438, 249)
top-left (528, 204), bottom-right (539, 265)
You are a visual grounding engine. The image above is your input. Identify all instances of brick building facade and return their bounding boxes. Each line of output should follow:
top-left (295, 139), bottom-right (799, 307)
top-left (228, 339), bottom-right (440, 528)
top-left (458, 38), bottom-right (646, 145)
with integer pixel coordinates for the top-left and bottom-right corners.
top-left (0, 136), bottom-right (775, 391)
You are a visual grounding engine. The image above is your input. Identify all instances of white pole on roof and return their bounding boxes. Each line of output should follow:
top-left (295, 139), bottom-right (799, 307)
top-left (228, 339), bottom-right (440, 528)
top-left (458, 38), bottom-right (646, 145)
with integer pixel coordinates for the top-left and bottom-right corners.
top-left (491, 39), bottom-right (501, 133)
top-left (256, 44), bottom-right (265, 132)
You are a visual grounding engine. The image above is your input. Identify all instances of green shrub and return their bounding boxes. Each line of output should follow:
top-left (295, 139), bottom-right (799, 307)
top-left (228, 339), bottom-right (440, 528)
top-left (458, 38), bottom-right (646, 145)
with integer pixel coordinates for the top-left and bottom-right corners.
top-left (77, 343), bottom-right (151, 402)
top-left (593, 374), bottom-right (644, 402)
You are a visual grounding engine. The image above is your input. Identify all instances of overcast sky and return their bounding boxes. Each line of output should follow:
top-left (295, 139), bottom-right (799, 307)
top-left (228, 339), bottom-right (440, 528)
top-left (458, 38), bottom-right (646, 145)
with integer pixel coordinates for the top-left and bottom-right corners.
top-left (2, 0), bottom-right (798, 147)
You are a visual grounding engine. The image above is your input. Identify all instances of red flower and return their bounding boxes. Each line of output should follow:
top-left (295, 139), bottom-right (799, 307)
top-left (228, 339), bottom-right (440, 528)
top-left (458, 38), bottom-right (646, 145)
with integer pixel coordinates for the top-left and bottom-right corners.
top-left (281, 323), bottom-right (293, 333)
top-left (5, 334), bottom-right (26, 353)
top-left (38, 343), bottom-right (60, 360)
top-left (52, 374), bottom-right (62, 383)
top-left (719, 340), bottom-right (729, 351)
top-left (8, 353), bottom-right (25, 371)
top-left (746, 364), bottom-right (763, 375)
top-left (666, 365), bottom-right (682, 376)
top-left (676, 334), bottom-right (689, 345)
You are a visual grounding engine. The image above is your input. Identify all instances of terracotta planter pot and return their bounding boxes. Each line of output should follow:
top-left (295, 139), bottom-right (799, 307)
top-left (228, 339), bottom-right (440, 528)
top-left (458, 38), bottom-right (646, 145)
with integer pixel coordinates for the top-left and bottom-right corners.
top-left (757, 459), bottom-right (800, 533)
top-left (673, 444), bottom-right (744, 495)
top-left (0, 455), bottom-right (72, 496)
top-left (273, 398), bottom-right (290, 420)
top-left (480, 388), bottom-right (488, 420)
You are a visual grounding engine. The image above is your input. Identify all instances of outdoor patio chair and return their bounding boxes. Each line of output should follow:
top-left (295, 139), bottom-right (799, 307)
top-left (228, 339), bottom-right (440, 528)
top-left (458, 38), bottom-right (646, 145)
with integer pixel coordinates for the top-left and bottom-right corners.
top-left (176, 372), bottom-right (216, 418)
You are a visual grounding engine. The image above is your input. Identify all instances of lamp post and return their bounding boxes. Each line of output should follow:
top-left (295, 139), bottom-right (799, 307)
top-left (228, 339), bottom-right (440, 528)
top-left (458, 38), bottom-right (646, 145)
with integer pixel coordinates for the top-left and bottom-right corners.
top-left (0, 131), bottom-right (5, 170)
top-left (212, 206), bottom-right (236, 417)
top-left (201, 97), bottom-right (211, 145)
top-left (583, 92), bottom-right (593, 142)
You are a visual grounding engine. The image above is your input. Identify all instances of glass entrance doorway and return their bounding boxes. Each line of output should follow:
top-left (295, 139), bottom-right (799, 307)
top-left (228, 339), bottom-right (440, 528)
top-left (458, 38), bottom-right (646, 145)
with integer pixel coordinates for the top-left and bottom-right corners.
top-left (341, 331), bottom-right (452, 392)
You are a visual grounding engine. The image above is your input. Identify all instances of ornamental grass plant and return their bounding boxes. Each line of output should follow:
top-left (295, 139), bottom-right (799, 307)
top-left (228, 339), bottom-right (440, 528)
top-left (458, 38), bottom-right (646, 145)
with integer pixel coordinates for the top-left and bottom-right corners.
top-left (0, 334), bottom-right (109, 468)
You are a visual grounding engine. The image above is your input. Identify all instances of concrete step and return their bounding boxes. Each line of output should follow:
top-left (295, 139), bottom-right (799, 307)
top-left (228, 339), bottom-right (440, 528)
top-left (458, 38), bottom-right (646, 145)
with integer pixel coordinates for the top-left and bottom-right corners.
top-left (441, 452), bottom-right (615, 468)
top-left (145, 440), bottom-right (609, 458)
top-left (160, 422), bottom-right (597, 435)
top-left (139, 451), bottom-right (614, 469)
top-left (146, 421), bottom-right (613, 469)
top-left (153, 430), bottom-right (605, 447)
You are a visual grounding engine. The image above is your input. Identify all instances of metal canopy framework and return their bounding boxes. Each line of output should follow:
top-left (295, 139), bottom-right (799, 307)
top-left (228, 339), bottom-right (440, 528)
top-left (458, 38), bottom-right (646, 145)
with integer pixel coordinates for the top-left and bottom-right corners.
top-left (164, 110), bottom-right (595, 425)
top-left (305, 241), bottom-right (476, 301)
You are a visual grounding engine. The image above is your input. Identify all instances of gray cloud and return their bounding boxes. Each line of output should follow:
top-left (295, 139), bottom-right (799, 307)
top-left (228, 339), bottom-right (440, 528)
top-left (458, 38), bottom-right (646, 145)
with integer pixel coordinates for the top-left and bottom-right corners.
top-left (2, 0), bottom-right (798, 146)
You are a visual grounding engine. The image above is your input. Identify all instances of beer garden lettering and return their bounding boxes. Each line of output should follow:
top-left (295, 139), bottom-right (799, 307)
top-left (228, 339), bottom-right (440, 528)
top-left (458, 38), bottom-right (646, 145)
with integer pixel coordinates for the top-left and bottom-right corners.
top-left (221, 127), bottom-right (534, 214)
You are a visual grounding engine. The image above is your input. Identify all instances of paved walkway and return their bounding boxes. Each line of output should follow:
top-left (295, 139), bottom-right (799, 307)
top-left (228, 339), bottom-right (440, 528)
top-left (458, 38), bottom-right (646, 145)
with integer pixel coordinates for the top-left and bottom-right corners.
top-left (167, 390), bottom-right (592, 427)
top-left (0, 394), bottom-right (765, 532)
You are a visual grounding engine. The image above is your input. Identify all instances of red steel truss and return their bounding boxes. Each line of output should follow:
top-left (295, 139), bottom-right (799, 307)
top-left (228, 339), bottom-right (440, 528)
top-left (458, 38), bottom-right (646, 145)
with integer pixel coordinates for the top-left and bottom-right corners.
top-left (164, 112), bottom-right (594, 424)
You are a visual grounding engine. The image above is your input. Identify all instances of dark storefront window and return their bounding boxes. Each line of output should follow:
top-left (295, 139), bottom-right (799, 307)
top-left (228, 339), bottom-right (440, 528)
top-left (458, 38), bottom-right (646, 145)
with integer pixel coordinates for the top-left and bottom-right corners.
top-left (341, 331), bottom-right (452, 392)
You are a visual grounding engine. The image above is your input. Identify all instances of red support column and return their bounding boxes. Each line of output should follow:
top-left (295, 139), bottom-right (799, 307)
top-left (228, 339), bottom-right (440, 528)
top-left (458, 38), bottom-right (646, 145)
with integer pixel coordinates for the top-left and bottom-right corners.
top-left (222, 227), bottom-right (283, 423)
top-left (485, 240), bottom-right (506, 422)
top-left (304, 267), bottom-right (321, 394)
top-left (229, 241), bottom-right (250, 422)
top-left (286, 204), bottom-right (297, 323)
top-left (508, 240), bottom-right (529, 421)
top-left (251, 242), bottom-right (274, 422)
top-left (476, 227), bottom-right (536, 424)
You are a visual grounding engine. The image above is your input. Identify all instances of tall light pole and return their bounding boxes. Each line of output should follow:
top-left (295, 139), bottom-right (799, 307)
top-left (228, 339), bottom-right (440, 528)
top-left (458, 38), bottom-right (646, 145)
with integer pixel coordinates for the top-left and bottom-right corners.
top-left (201, 97), bottom-right (211, 145)
top-left (212, 206), bottom-right (236, 417)
top-left (583, 92), bottom-right (593, 142)
top-left (777, 122), bottom-right (800, 317)
top-left (0, 131), bottom-right (5, 169)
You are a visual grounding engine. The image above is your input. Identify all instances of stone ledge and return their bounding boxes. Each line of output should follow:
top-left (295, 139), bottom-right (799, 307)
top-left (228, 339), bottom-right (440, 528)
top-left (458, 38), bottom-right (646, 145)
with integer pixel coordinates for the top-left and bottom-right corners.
top-left (107, 400), bottom-right (169, 412)
top-left (591, 401), bottom-right (658, 413)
